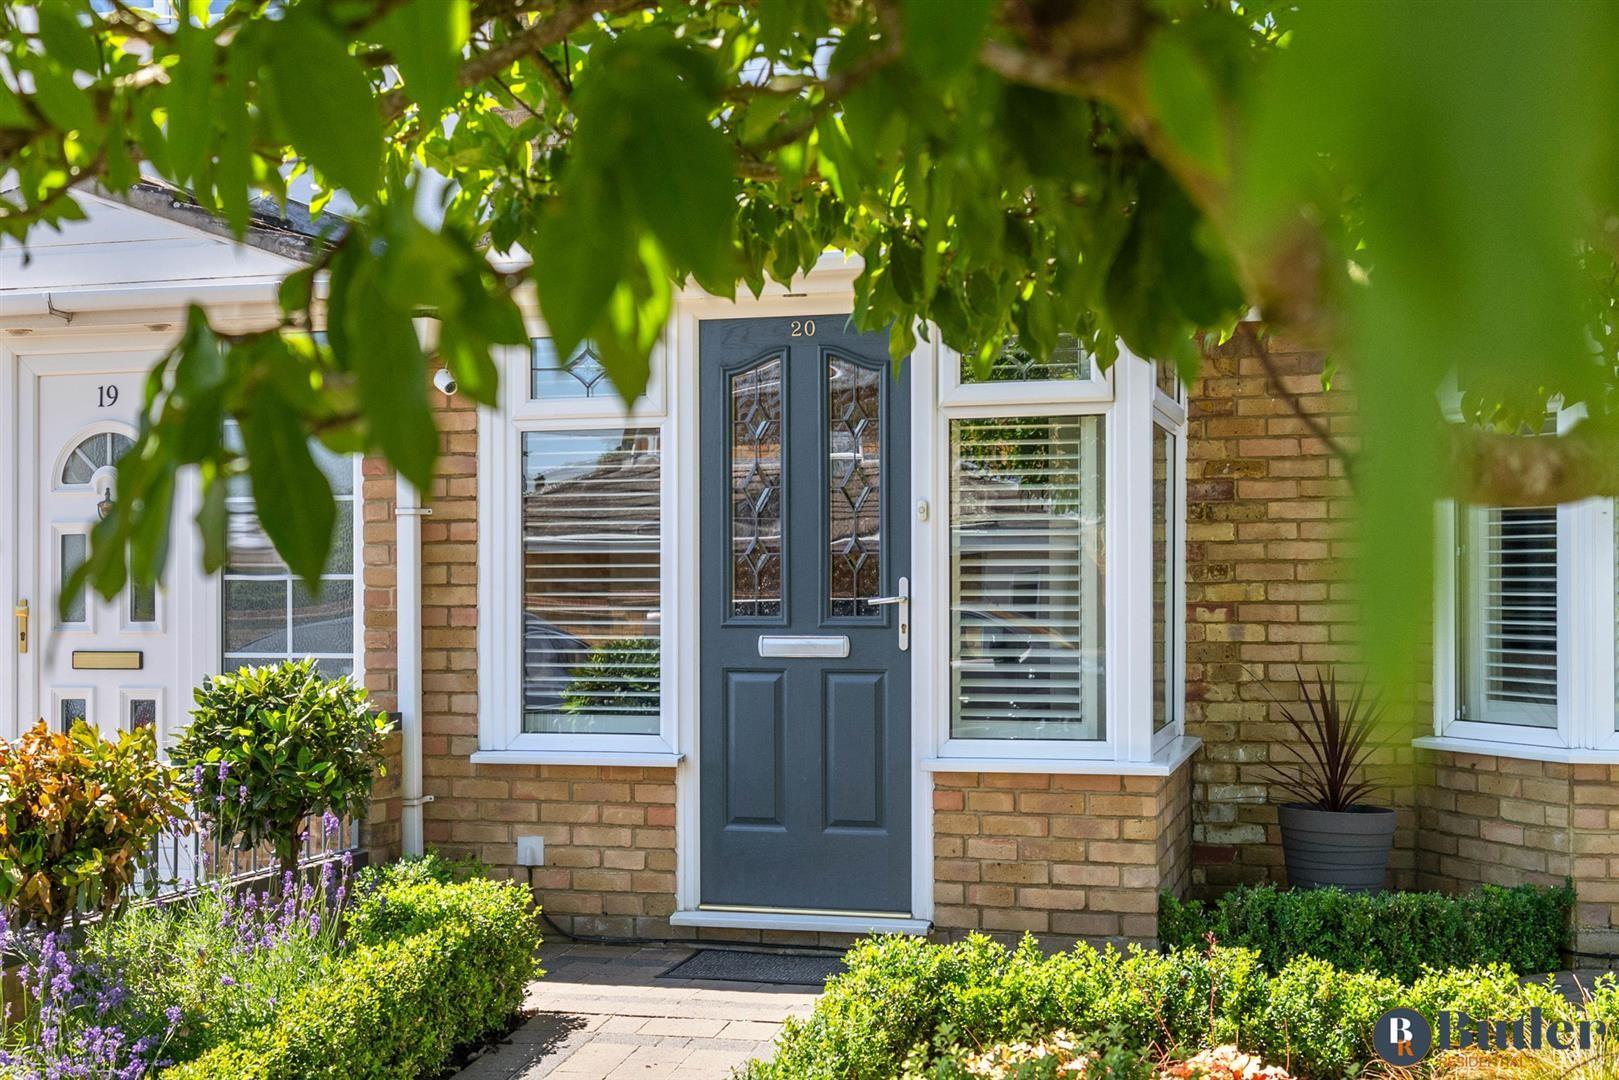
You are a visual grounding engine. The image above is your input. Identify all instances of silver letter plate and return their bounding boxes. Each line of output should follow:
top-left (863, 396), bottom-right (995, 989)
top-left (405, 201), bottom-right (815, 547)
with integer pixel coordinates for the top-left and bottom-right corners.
top-left (757, 635), bottom-right (851, 658)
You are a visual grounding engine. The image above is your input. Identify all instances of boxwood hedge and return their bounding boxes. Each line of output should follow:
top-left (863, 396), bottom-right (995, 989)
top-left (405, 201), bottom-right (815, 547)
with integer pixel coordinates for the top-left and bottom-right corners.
top-left (165, 866), bottom-right (542, 1080)
top-left (1158, 882), bottom-right (1574, 981)
top-left (740, 932), bottom-right (1613, 1080)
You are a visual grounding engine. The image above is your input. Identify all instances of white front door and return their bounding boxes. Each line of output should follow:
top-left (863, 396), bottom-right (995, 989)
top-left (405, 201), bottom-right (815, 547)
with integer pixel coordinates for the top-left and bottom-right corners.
top-left (15, 351), bottom-right (209, 741)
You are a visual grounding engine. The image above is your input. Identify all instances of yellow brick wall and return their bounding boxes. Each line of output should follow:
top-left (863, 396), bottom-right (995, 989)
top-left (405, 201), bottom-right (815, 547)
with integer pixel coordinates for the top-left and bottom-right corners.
top-left (1185, 328), bottom-right (1419, 892)
top-left (1420, 752), bottom-right (1619, 955)
top-left (931, 764), bottom-right (1194, 945)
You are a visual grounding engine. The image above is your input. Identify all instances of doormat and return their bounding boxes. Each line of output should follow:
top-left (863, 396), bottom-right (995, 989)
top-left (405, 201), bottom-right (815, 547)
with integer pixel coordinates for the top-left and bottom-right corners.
top-left (658, 949), bottom-right (845, 986)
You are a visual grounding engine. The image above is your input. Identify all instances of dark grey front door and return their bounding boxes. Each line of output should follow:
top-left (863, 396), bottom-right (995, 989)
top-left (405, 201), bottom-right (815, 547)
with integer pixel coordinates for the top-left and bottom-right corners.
top-left (699, 316), bottom-right (911, 914)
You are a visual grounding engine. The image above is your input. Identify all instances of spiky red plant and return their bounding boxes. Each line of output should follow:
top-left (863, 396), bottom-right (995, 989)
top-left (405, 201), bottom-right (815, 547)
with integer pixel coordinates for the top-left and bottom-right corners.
top-left (1260, 667), bottom-right (1384, 812)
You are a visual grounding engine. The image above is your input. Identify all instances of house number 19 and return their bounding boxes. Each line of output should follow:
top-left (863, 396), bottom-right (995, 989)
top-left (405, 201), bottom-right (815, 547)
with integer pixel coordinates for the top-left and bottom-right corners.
top-left (97, 385), bottom-right (120, 408)
top-left (790, 319), bottom-right (815, 337)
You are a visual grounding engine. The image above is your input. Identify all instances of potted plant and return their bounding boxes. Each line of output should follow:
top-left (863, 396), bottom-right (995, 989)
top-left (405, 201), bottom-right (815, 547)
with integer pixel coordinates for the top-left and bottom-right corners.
top-left (1261, 667), bottom-right (1395, 893)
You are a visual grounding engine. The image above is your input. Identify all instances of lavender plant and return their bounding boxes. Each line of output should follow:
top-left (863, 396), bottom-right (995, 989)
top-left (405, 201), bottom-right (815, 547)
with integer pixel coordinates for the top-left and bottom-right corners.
top-left (0, 909), bottom-right (181, 1080)
top-left (81, 822), bottom-right (357, 1063)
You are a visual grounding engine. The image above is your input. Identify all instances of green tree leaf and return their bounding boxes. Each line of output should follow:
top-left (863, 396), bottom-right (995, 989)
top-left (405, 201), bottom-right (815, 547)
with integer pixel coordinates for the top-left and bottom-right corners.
top-left (374, 0), bottom-right (470, 121)
top-left (899, 0), bottom-right (994, 84)
top-left (162, 20), bottom-right (216, 187)
top-left (1144, 32), bottom-right (1229, 179)
top-left (263, 10), bottom-right (382, 196)
top-left (240, 386), bottom-right (335, 585)
top-left (36, 4), bottom-right (100, 74)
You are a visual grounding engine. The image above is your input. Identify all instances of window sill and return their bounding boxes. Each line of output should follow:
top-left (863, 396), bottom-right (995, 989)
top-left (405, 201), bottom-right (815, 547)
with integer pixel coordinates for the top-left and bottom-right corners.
top-left (922, 735), bottom-right (1201, 777)
top-left (1413, 735), bottom-right (1619, 765)
top-left (469, 749), bottom-right (685, 768)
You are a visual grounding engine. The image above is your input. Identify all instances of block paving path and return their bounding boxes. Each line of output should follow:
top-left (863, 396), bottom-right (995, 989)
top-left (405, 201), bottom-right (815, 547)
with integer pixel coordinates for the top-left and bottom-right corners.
top-left (453, 942), bottom-right (822, 1080)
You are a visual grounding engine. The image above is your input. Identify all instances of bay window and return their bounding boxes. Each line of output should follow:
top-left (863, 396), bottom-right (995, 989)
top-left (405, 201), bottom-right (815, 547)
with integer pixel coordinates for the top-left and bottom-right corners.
top-left (1431, 496), bottom-right (1618, 756)
top-left (927, 337), bottom-right (1191, 769)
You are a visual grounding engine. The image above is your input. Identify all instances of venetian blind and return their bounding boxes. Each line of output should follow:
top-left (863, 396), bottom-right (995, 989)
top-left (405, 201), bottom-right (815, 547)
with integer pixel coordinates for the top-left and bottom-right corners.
top-left (521, 428), bottom-right (662, 735)
top-left (949, 415), bottom-right (1105, 741)
top-left (1464, 505), bottom-right (1558, 727)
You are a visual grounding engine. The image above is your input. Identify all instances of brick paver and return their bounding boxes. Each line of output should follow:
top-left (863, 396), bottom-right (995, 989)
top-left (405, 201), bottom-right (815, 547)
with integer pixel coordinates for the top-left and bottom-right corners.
top-left (453, 943), bottom-right (821, 1080)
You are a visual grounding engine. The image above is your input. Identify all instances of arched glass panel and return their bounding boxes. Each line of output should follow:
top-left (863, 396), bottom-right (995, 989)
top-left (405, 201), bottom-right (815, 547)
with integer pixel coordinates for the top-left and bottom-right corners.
top-left (61, 432), bottom-right (134, 485)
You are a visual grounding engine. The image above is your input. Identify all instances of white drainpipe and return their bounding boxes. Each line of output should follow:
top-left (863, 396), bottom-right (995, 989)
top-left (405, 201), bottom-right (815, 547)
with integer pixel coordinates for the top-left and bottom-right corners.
top-left (396, 475), bottom-right (429, 857)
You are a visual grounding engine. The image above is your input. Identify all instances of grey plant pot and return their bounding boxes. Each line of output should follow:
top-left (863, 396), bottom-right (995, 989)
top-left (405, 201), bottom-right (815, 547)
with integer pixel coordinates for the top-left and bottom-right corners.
top-left (1277, 803), bottom-right (1397, 893)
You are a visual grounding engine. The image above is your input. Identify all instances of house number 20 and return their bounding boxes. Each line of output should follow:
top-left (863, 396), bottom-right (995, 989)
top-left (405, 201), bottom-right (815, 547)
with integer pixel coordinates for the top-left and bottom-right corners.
top-left (97, 385), bottom-right (120, 408)
top-left (790, 319), bottom-right (815, 337)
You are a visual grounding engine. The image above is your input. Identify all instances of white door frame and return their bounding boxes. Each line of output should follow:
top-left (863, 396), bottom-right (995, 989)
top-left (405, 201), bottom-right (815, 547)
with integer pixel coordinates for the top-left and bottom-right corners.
top-left (3, 330), bottom-right (220, 741)
top-left (668, 263), bottom-right (936, 934)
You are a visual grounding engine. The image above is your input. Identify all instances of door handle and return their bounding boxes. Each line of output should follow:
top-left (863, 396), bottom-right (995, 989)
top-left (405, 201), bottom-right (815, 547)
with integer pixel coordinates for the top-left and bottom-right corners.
top-left (867, 576), bottom-right (909, 651)
top-left (14, 599), bottom-right (27, 655)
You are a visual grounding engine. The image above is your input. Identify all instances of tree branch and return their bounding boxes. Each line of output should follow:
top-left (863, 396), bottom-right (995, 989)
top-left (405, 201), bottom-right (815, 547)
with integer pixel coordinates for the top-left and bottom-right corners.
top-left (1244, 323), bottom-right (1355, 482)
top-left (378, 0), bottom-right (654, 123)
top-left (1452, 427), bottom-right (1619, 507)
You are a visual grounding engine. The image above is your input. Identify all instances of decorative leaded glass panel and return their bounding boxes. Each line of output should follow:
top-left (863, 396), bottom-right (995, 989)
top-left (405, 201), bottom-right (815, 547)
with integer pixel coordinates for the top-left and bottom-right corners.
top-left (531, 338), bottom-right (611, 399)
top-left (129, 578), bottom-right (157, 624)
top-left (960, 335), bottom-right (1089, 384)
top-left (828, 355), bottom-right (882, 616)
top-left (60, 697), bottom-right (86, 732)
top-left (730, 357), bottom-right (784, 617)
top-left (60, 533), bottom-right (88, 624)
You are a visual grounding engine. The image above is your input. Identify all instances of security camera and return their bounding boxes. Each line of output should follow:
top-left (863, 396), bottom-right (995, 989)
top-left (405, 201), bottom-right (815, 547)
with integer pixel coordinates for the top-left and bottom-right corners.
top-left (433, 368), bottom-right (458, 396)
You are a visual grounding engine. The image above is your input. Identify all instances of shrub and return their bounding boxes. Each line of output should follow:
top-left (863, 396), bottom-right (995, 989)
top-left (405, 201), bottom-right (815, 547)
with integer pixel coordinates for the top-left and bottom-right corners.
top-left (83, 852), bottom-right (356, 1062)
top-left (354, 849), bottom-right (486, 893)
top-left (562, 636), bottom-right (660, 715)
top-left (165, 869), bottom-right (542, 1080)
top-left (0, 720), bottom-right (189, 929)
top-left (1159, 882), bottom-right (1574, 980)
top-left (742, 933), bottom-right (1609, 1080)
top-left (175, 659), bottom-right (392, 881)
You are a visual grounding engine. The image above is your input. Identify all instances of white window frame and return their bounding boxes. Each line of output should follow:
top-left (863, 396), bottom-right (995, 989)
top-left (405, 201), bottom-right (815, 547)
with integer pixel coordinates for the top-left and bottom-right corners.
top-left (1429, 495), bottom-right (1619, 760)
top-left (1152, 367), bottom-right (1189, 756)
top-left (921, 341), bottom-right (1196, 773)
top-left (474, 330), bottom-right (682, 765)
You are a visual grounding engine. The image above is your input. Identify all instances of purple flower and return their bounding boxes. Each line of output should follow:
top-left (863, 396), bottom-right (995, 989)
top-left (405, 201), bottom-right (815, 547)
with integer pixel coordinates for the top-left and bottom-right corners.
top-left (322, 810), bottom-right (341, 838)
top-left (216, 761), bottom-right (229, 782)
top-left (165, 1005), bottom-right (182, 1027)
top-left (237, 784), bottom-right (248, 805)
top-left (219, 975), bottom-right (235, 987)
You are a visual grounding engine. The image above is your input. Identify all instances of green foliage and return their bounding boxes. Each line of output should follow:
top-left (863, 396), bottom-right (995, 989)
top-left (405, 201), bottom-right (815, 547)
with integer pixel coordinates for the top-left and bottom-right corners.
top-left (7, 0), bottom-right (1619, 678)
top-left (1158, 882), bottom-right (1575, 982)
top-left (1248, 956), bottom-right (1401, 1078)
top-left (741, 933), bottom-right (1595, 1080)
top-left (164, 868), bottom-right (542, 1080)
top-left (0, 720), bottom-right (189, 930)
top-left (354, 849), bottom-right (488, 893)
top-left (83, 876), bottom-right (345, 1061)
top-left (562, 637), bottom-right (660, 716)
top-left (174, 660), bottom-right (392, 876)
